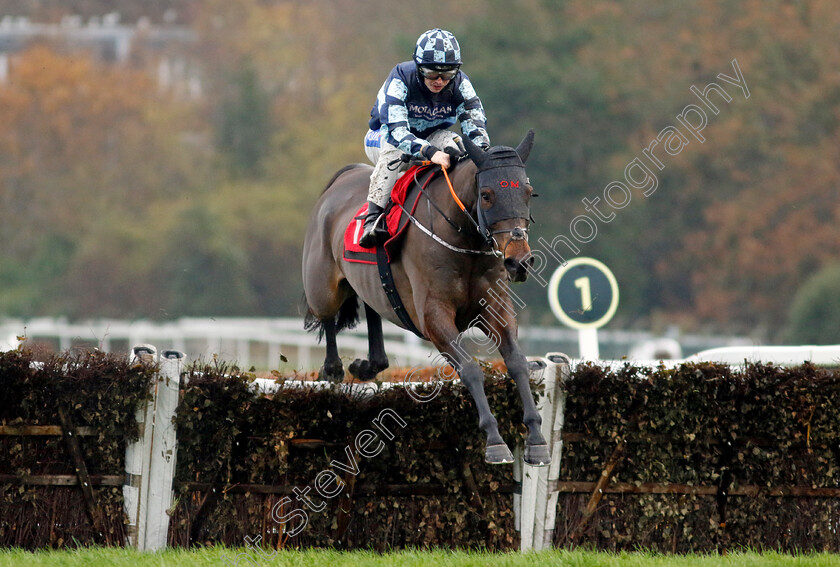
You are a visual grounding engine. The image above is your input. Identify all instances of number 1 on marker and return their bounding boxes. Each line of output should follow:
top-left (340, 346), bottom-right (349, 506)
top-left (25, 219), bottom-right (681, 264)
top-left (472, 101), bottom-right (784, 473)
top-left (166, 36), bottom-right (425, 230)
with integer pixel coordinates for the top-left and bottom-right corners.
top-left (574, 277), bottom-right (592, 312)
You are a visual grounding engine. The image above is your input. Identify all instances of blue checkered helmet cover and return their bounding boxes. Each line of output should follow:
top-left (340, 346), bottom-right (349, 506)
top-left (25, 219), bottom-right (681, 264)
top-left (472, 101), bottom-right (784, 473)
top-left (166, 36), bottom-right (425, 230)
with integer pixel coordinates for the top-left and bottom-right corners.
top-left (413, 28), bottom-right (462, 66)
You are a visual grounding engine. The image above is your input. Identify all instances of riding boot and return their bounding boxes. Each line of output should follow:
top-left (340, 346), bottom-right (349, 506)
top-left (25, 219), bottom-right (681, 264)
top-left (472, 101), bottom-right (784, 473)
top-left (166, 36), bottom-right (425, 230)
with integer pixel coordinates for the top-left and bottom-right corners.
top-left (359, 202), bottom-right (386, 248)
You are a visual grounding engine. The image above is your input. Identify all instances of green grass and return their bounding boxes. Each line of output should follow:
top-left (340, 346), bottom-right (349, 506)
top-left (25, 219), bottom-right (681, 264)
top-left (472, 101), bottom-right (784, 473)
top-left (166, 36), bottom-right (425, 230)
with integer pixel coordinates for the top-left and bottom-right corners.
top-left (0, 548), bottom-right (838, 567)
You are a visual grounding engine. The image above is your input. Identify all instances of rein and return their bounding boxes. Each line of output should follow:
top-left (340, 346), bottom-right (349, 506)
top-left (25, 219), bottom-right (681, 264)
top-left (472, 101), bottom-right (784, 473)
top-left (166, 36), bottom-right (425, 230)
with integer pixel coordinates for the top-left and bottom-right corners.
top-left (442, 167), bottom-right (467, 215)
top-left (441, 165), bottom-right (492, 245)
top-left (396, 200), bottom-right (501, 257)
top-left (404, 162), bottom-right (501, 257)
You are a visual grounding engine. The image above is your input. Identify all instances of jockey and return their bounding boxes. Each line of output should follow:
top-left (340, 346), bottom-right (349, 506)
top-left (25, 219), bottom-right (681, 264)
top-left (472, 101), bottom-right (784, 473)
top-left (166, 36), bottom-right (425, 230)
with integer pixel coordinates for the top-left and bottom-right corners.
top-left (359, 28), bottom-right (490, 247)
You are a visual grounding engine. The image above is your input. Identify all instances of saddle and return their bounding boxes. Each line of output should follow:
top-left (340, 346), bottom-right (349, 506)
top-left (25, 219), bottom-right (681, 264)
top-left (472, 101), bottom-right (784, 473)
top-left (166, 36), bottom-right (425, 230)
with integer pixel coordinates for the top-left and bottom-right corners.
top-left (343, 165), bottom-right (437, 264)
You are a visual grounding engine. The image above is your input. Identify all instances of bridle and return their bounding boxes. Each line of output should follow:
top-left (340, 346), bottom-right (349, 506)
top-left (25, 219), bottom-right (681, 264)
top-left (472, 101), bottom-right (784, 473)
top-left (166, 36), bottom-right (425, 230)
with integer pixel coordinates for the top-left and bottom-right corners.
top-left (399, 154), bottom-right (532, 257)
top-left (488, 225), bottom-right (529, 258)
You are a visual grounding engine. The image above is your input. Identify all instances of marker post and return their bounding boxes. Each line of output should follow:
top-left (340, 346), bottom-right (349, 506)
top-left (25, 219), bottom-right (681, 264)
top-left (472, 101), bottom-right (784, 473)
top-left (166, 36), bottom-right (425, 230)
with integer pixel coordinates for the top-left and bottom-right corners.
top-left (547, 257), bottom-right (619, 361)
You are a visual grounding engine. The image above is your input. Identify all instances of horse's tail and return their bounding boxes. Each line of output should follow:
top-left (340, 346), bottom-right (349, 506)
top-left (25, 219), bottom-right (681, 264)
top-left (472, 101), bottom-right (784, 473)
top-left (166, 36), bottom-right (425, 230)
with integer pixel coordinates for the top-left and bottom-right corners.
top-left (302, 293), bottom-right (360, 341)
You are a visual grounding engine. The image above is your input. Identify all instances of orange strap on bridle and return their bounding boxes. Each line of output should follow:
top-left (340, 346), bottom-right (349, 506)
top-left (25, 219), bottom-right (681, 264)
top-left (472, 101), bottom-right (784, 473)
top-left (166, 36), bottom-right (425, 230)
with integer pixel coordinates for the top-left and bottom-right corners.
top-left (442, 166), bottom-right (468, 213)
top-left (416, 160), bottom-right (468, 213)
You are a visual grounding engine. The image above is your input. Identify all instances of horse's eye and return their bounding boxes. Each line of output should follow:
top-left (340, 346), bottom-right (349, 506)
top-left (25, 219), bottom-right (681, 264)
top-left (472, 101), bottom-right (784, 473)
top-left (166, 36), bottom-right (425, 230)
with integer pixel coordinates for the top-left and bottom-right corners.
top-left (479, 188), bottom-right (495, 209)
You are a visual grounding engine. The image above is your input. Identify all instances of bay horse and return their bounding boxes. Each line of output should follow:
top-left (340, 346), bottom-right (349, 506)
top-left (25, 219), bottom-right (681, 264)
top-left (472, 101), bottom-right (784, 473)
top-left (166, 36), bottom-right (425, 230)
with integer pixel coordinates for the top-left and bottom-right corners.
top-left (301, 131), bottom-right (549, 466)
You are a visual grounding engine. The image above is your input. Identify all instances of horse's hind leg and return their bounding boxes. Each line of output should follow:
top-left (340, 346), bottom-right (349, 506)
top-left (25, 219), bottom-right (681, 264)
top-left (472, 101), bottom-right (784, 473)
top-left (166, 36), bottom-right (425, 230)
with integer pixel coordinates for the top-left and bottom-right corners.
top-left (349, 303), bottom-right (389, 381)
top-left (319, 318), bottom-right (345, 383)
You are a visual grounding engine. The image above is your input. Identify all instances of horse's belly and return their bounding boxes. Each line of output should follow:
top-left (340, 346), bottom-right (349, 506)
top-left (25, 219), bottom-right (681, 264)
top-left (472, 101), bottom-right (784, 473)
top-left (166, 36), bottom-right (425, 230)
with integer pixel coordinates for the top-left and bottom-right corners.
top-left (340, 260), bottom-right (413, 328)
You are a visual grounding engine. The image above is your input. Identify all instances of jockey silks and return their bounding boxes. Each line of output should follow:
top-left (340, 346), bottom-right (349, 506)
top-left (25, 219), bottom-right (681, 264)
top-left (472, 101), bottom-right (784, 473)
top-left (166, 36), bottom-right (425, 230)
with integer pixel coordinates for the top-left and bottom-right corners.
top-left (368, 61), bottom-right (490, 159)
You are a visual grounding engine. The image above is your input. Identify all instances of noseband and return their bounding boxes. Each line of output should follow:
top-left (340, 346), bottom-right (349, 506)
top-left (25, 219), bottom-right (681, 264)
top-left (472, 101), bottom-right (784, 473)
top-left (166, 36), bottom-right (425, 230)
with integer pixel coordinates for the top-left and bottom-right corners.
top-left (487, 225), bottom-right (528, 256)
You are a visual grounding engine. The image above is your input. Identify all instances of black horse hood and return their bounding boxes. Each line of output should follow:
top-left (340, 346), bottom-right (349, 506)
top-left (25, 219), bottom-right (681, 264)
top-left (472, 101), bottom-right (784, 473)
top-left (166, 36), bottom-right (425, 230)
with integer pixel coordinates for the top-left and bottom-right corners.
top-left (464, 131), bottom-right (535, 239)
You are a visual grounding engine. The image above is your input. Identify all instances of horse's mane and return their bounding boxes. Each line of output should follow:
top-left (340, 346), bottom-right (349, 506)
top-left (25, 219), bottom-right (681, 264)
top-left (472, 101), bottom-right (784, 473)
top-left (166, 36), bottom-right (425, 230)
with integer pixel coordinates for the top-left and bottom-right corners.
top-left (321, 163), bottom-right (369, 195)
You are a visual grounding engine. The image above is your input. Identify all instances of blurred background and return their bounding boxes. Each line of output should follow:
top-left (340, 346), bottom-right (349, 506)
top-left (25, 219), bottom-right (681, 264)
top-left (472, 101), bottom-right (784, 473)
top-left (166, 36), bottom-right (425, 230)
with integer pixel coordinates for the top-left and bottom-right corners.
top-left (0, 0), bottom-right (838, 363)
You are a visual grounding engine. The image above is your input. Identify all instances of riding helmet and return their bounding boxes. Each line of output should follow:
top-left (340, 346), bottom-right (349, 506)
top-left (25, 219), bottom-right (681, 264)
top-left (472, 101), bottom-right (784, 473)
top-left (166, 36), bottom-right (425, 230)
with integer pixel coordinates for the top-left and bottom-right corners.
top-left (413, 28), bottom-right (462, 67)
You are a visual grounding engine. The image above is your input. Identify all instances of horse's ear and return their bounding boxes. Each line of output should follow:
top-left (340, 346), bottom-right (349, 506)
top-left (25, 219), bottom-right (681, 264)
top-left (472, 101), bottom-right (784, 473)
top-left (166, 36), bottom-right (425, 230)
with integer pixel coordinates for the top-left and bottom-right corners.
top-left (462, 135), bottom-right (488, 167)
top-left (515, 129), bottom-right (535, 163)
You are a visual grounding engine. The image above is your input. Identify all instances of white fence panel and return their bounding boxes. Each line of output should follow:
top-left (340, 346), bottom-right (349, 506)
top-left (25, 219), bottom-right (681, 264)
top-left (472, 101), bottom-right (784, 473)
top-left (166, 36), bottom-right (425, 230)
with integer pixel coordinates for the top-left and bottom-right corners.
top-left (124, 345), bottom-right (156, 548)
top-left (124, 346), bottom-right (183, 551)
top-left (517, 354), bottom-right (570, 551)
top-left (684, 344), bottom-right (840, 366)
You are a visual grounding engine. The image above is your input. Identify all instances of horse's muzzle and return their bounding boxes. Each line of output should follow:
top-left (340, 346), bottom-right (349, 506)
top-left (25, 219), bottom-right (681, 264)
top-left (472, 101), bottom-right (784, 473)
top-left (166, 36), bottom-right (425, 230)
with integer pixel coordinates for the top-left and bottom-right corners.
top-left (495, 223), bottom-right (532, 282)
top-left (504, 255), bottom-right (534, 282)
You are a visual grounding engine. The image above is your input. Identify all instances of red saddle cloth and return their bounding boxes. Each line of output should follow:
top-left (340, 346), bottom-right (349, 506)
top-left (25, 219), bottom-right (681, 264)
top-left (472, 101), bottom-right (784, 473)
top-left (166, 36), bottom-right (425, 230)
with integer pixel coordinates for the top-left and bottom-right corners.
top-left (343, 165), bottom-right (434, 264)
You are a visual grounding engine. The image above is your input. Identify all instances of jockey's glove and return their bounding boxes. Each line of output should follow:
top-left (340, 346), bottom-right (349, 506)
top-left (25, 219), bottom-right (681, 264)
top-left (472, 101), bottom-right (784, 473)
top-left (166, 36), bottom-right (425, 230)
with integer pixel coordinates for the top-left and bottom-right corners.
top-left (444, 146), bottom-right (467, 160)
top-left (421, 144), bottom-right (441, 160)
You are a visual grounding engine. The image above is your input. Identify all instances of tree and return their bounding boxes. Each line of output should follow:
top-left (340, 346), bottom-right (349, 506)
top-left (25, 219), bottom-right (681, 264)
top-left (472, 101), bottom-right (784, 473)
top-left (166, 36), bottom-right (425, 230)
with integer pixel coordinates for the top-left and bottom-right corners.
top-left (155, 203), bottom-right (259, 317)
top-left (785, 264), bottom-right (840, 345)
top-left (0, 46), bottom-right (210, 317)
top-left (216, 61), bottom-right (273, 178)
top-left (3, 0), bottom-right (840, 332)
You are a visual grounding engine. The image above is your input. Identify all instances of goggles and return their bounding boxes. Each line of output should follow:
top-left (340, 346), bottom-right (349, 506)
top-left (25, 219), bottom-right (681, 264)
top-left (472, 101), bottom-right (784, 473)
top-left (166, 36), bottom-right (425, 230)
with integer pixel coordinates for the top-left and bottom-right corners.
top-left (418, 65), bottom-right (459, 81)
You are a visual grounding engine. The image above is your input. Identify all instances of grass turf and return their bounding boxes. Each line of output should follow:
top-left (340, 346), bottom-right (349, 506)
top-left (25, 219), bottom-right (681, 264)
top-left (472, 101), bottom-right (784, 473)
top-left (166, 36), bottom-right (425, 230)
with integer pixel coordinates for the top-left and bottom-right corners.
top-left (0, 548), bottom-right (838, 567)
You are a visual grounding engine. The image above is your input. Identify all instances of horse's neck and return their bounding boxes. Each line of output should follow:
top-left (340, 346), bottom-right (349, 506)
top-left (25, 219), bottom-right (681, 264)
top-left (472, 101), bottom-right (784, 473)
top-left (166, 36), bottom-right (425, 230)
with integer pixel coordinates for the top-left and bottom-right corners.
top-left (445, 162), bottom-right (477, 214)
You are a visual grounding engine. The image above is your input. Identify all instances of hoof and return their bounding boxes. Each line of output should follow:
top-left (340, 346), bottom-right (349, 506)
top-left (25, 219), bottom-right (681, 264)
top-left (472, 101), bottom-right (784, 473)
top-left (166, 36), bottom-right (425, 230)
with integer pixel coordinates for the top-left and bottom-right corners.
top-left (318, 361), bottom-right (345, 383)
top-left (349, 358), bottom-right (387, 382)
top-left (348, 358), bottom-right (375, 381)
top-left (524, 444), bottom-right (551, 467)
top-left (485, 443), bottom-right (514, 465)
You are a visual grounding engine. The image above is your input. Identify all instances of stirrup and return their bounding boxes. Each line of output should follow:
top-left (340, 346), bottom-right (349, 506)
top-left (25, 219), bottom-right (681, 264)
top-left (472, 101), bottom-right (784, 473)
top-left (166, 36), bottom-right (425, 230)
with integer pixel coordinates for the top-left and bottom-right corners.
top-left (359, 213), bottom-right (386, 248)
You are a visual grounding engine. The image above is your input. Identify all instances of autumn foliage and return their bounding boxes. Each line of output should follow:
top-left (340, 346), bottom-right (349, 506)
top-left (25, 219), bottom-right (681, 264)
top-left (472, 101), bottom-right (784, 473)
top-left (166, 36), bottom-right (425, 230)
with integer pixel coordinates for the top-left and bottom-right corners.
top-left (0, 0), bottom-right (838, 340)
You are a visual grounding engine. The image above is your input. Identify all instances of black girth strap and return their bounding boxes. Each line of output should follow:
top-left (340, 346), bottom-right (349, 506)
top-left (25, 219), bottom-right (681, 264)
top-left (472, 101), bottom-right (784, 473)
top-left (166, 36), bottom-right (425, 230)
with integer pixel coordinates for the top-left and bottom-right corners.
top-left (375, 240), bottom-right (426, 340)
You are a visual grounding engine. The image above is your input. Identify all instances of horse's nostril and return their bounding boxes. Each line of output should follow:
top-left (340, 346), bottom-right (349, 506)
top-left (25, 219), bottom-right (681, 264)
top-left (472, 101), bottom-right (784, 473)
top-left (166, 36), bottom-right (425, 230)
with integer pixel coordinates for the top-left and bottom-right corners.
top-left (527, 256), bottom-right (535, 267)
top-left (504, 258), bottom-right (518, 271)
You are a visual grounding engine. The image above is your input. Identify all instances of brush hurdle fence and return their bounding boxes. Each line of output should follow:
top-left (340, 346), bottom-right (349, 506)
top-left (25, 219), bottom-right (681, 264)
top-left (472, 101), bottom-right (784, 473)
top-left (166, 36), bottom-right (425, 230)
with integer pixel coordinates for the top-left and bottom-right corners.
top-left (115, 343), bottom-right (840, 552)
top-left (4, 342), bottom-right (838, 551)
top-left (116, 345), bottom-right (570, 551)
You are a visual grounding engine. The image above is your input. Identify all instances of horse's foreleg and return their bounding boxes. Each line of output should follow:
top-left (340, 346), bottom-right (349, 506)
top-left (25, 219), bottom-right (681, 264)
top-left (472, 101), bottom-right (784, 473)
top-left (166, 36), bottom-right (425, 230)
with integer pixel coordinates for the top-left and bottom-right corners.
top-left (423, 303), bottom-right (512, 464)
top-left (491, 318), bottom-right (550, 466)
top-left (318, 318), bottom-right (345, 383)
top-left (349, 303), bottom-right (389, 381)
